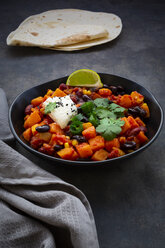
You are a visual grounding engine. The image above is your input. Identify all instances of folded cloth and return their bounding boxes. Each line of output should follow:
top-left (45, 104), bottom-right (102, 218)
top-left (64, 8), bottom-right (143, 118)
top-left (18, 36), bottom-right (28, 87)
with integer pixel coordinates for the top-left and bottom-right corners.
top-left (0, 88), bottom-right (100, 248)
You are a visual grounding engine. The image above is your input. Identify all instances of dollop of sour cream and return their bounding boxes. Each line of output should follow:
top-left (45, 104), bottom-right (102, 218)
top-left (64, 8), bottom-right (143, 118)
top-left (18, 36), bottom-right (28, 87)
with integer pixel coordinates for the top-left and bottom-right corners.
top-left (43, 95), bottom-right (77, 129)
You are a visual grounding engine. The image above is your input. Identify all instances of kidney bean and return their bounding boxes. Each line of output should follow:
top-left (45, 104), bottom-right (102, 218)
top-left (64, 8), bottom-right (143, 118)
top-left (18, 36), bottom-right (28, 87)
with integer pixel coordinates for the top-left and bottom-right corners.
top-left (76, 90), bottom-right (83, 98)
top-left (25, 104), bottom-right (34, 115)
top-left (117, 85), bottom-right (125, 92)
top-left (59, 83), bottom-right (67, 91)
top-left (70, 95), bottom-right (78, 104)
top-left (54, 145), bottom-right (64, 151)
top-left (128, 106), bottom-right (146, 118)
top-left (103, 84), bottom-right (109, 88)
top-left (109, 86), bottom-right (118, 95)
top-left (126, 126), bottom-right (147, 137)
top-left (36, 125), bottom-right (50, 132)
top-left (82, 95), bottom-right (91, 102)
top-left (90, 87), bottom-right (98, 92)
top-left (72, 135), bottom-right (86, 142)
top-left (121, 141), bottom-right (137, 150)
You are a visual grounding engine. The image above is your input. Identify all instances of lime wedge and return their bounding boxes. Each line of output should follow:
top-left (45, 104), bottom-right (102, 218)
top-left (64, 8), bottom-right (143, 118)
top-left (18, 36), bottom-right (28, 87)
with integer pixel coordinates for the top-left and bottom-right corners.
top-left (66, 69), bottom-right (103, 88)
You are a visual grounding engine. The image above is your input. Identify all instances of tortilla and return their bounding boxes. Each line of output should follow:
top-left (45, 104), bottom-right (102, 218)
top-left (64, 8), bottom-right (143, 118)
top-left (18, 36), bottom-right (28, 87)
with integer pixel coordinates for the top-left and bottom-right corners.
top-left (7, 9), bottom-right (122, 51)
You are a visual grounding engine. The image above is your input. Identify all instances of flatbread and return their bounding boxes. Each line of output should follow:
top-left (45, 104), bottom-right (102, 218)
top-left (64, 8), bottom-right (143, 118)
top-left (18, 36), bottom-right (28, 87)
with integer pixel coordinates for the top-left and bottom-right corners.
top-left (7, 9), bottom-right (122, 51)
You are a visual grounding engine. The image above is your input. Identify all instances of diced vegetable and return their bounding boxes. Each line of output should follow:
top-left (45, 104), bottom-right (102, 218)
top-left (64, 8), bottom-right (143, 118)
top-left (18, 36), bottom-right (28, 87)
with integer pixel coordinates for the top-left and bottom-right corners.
top-left (23, 128), bottom-right (32, 141)
top-left (76, 143), bottom-right (93, 158)
top-left (88, 136), bottom-right (105, 152)
top-left (24, 110), bottom-right (41, 128)
top-left (92, 149), bottom-right (109, 161)
top-left (82, 126), bottom-right (96, 139)
top-left (31, 96), bottom-right (44, 106)
top-left (57, 147), bottom-right (74, 160)
top-left (52, 88), bottom-right (67, 97)
top-left (105, 138), bottom-right (120, 152)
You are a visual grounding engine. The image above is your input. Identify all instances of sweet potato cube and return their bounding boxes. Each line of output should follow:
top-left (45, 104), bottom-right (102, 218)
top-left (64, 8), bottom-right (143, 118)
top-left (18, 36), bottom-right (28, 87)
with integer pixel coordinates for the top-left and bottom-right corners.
top-left (131, 91), bottom-right (144, 105)
top-left (105, 138), bottom-right (120, 152)
top-left (108, 147), bottom-right (125, 159)
top-left (120, 117), bottom-right (131, 135)
top-left (82, 126), bottom-right (96, 139)
top-left (140, 103), bottom-right (150, 117)
top-left (31, 96), bottom-right (44, 106)
top-left (136, 131), bottom-right (149, 143)
top-left (92, 149), bottom-right (109, 161)
top-left (98, 88), bottom-right (112, 97)
top-left (36, 132), bottom-right (52, 143)
top-left (88, 136), bottom-right (105, 152)
top-left (52, 88), bottom-right (67, 97)
top-left (31, 124), bottom-right (40, 135)
top-left (49, 123), bottom-right (64, 134)
top-left (24, 111), bottom-right (41, 128)
top-left (135, 117), bottom-right (146, 127)
top-left (119, 94), bottom-right (133, 108)
top-left (57, 147), bottom-right (74, 160)
top-left (71, 150), bottom-right (79, 160)
top-left (127, 116), bottom-right (139, 129)
top-left (23, 128), bottom-right (32, 141)
top-left (91, 92), bottom-right (102, 100)
top-left (76, 143), bottom-right (93, 158)
top-left (83, 122), bottom-right (93, 130)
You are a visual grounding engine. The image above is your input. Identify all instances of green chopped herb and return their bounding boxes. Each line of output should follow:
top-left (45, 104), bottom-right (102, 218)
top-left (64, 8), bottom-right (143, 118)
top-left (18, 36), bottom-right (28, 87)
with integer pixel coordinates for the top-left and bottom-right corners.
top-left (88, 112), bottom-right (99, 127)
top-left (96, 118), bottom-right (125, 141)
top-left (44, 102), bottom-right (56, 114)
top-left (94, 98), bottom-right (110, 108)
top-left (95, 107), bottom-right (116, 119)
top-left (108, 103), bottom-right (126, 117)
top-left (81, 101), bottom-right (95, 117)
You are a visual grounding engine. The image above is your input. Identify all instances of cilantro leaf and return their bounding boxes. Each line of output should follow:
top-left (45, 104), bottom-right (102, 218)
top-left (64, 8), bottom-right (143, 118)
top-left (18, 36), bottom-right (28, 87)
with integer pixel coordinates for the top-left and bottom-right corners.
top-left (88, 112), bottom-right (99, 127)
top-left (96, 118), bottom-right (125, 141)
top-left (81, 101), bottom-right (95, 117)
top-left (108, 103), bottom-right (126, 117)
top-left (95, 107), bottom-right (116, 119)
top-left (94, 98), bottom-right (109, 108)
top-left (71, 113), bottom-right (84, 122)
top-left (44, 102), bottom-right (56, 114)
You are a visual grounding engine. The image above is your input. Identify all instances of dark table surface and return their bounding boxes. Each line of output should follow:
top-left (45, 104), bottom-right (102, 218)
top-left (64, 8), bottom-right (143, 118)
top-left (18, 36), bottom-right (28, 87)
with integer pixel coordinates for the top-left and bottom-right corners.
top-left (1, 0), bottom-right (165, 247)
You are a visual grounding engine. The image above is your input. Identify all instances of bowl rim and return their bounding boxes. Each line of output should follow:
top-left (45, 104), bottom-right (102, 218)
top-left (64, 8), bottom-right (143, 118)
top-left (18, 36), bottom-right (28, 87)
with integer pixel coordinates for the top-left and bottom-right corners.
top-left (9, 73), bottom-right (164, 166)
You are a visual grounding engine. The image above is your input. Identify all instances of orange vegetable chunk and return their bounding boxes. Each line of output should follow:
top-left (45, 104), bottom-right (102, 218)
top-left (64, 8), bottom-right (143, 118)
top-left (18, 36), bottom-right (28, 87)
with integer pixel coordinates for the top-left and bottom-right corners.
top-left (31, 96), bottom-right (44, 106)
top-left (92, 149), bottom-right (109, 161)
top-left (49, 123), bottom-right (64, 134)
top-left (136, 131), bottom-right (149, 143)
top-left (120, 117), bottom-right (131, 135)
top-left (83, 122), bottom-right (93, 130)
top-left (24, 111), bottom-right (41, 128)
top-left (98, 88), bottom-right (112, 97)
top-left (135, 117), bottom-right (146, 127)
top-left (57, 147), bottom-right (74, 160)
top-left (23, 128), bottom-right (32, 141)
top-left (82, 126), bottom-right (96, 139)
top-left (119, 94), bottom-right (133, 108)
top-left (105, 138), bottom-right (120, 152)
top-left (52, 88), bottom-right (67, 97)
top-left (131, 91), bottom-right (144, 105)
top-left (76, 143), bottom-right (93, 158)
top-left (88, 136), bottom-right (105, 152)
top-left (127, 116), bottom-right (139, 129)
top-left (140, 103), bottom-right (150, 117)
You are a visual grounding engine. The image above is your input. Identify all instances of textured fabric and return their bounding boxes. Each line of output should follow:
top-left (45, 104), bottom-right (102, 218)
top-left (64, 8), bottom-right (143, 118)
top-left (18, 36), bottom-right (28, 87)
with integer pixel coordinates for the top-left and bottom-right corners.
top-left (0, 88), bottom-right (100, 248)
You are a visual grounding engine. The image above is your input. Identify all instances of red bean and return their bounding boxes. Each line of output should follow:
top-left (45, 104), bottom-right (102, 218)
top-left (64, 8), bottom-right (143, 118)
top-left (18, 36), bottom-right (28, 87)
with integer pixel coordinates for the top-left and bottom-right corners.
top-left (25, 104), bottom-right (34, 115)
top-left (59, 83), bottom-right (67, 91)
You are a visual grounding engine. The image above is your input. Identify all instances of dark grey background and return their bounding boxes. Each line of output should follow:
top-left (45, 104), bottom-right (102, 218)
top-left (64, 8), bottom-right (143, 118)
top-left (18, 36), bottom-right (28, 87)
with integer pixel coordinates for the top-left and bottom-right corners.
top-left (0, 0), bottom-right (165, 247)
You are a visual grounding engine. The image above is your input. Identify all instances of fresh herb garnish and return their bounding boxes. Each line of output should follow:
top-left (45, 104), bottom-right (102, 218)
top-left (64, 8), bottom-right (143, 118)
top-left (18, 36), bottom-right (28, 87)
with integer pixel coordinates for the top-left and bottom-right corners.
top-left (81, 101), bottom-right (95, 117)
top-left (70, 98), bottom-right (126, 139)
top-left (94, 98), bottom-right (109, 108)
top-left (96, 118), bottom-right (125, 141)
top-left (44, 102), bottom-right (56, 114)
top-left (69, 114), bottom-right (84, 135)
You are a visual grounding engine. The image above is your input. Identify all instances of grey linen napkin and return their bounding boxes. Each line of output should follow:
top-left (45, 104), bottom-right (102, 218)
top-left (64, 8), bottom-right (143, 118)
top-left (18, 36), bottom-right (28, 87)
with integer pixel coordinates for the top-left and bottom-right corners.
top-left (0, 88), bottom-right (99, 248)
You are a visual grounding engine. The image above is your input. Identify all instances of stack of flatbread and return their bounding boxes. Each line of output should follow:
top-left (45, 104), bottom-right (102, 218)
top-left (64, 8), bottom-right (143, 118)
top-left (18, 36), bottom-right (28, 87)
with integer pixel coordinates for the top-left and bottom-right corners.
top-left (7, 9), bottom-right (122, 51)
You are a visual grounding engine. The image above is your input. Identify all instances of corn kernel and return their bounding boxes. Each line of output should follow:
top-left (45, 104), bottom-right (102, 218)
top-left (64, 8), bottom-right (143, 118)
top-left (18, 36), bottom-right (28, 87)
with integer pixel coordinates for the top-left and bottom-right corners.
top-left (64, 142), bottom-right (69, 148)
top-left (83, 89), bottom-right (88, 95)
top-left (66, 136), bottom-right (70, 140)
top-left (87, 90), bottom-right (91, 95)
top-left (72, 139), bottom-right (78, 146)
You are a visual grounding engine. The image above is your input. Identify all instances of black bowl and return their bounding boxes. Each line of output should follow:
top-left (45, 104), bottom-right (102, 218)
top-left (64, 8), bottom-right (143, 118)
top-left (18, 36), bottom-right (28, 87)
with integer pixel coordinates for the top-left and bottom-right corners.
top-left (9, 73), bottom-right (163, 166)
